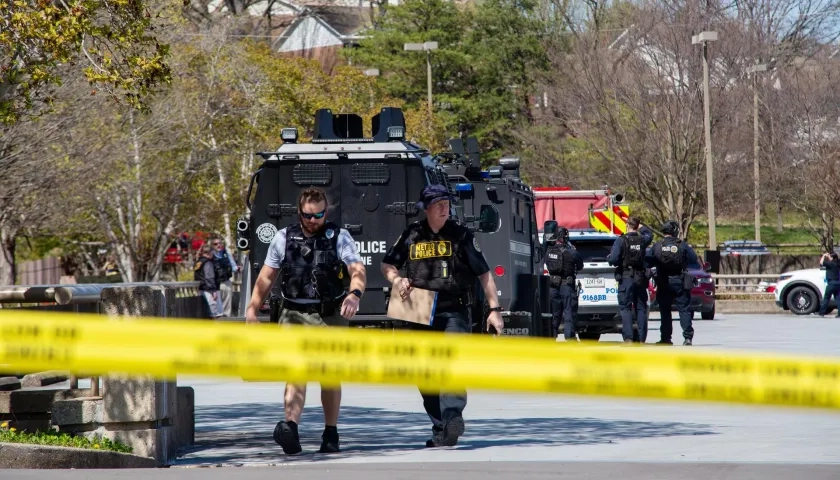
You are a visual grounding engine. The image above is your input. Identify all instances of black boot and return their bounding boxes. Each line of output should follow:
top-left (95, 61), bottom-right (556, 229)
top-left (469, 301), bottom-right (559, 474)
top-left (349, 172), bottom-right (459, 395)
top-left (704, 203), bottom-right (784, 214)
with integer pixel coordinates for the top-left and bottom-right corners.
top-left (319, 425), bottom-right (340, 453)
top-left (273, 420), bottom-right (302, 455)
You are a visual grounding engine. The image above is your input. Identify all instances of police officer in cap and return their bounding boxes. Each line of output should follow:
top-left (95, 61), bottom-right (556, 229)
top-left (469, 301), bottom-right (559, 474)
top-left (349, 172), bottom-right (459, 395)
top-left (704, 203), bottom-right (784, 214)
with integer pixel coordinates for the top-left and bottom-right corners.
top-left (381, 184), bottom-right (504, 448)
top-left (607, 216), bottom-right (653, 343)
top-left (645, 220), bottom-right (698, 345)
top-left (544, 226), bottom-right (584, 340)
top-left (245, 187), bottom-right (367, 455)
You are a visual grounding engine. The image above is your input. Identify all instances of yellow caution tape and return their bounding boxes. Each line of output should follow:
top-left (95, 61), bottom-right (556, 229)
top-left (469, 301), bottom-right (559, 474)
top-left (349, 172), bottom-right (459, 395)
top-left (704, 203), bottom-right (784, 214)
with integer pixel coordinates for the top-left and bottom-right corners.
top-left (2, 309), bottom-right (840, 411)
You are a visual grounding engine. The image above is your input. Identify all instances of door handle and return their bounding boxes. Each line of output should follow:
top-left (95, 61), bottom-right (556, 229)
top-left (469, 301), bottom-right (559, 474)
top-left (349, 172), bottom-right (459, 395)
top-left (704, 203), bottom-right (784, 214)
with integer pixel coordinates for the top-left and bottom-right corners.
top-left (344, 224), bottom-right (362, 234)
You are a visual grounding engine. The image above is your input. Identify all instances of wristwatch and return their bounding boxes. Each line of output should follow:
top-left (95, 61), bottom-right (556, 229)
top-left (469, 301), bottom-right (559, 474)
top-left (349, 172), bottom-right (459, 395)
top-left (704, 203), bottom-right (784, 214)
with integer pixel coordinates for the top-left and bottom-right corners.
top-left (350, 289), bottom-right (363, 299)
top-left (488, 306), bottom-right (502, 312)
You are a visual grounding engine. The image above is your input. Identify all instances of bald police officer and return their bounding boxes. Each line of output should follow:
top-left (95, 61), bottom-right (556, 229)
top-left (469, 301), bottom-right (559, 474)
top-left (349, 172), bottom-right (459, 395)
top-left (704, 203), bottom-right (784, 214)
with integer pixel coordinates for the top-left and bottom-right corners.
top-left (381, 184), bottom-right (504, 448)
top-left (646, 220), bottom-right (698, 346)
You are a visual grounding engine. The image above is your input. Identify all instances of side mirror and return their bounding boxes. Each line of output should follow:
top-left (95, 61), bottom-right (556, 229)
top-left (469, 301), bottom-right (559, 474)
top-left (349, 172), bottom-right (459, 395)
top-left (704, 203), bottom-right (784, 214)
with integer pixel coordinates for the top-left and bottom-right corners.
top-left (703, 262), bottom-right (711, 272)
top-left (477, 205), bottom-right (501, 233)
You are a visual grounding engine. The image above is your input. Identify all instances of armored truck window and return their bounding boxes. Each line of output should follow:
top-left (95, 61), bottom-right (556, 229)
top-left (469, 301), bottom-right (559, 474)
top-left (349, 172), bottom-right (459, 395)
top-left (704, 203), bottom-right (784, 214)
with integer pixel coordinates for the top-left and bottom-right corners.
top-left (478, 205), bottom-right (500, 233)
top-left (570, 240), bottom-right (614, 262)
top-left (293, 164), bottom-right (332, 185)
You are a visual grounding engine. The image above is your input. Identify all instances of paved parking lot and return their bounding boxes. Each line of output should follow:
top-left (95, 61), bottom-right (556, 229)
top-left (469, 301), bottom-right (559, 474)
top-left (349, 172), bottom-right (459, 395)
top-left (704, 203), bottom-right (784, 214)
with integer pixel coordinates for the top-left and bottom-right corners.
top-left (168, 313), bottom-right (840, 468)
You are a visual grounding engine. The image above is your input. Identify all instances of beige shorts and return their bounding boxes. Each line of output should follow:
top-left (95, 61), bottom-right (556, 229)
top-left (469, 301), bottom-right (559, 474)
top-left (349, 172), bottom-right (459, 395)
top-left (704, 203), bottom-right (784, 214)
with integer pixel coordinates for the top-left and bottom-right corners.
top-left (276, 307), bottom-right (349, 327)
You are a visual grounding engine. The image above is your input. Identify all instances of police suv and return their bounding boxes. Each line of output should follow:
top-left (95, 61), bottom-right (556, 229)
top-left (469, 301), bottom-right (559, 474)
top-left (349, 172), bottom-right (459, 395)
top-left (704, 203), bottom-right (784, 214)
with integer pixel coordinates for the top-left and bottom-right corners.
top-left (235, 107), bottom-right (498, 326)
top-left (438, 138), bottom-right (546, 337)
top-left (538, 229), bottom-right (625, 341)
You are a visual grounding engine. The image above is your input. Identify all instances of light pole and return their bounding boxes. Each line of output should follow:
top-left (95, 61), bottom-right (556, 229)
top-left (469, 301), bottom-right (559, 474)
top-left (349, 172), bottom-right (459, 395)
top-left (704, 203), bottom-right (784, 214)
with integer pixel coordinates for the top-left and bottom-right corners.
top-left (746, 62), bottom-right (767, 243)
top-left (404, 41), bottom-right (438, 115)
top-left (692, 31), bottom-right (718, 252)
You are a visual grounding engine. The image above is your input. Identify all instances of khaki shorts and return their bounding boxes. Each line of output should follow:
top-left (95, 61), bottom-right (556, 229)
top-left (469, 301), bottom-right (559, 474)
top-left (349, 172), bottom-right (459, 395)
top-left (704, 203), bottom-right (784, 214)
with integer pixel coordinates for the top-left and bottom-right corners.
top-left (277, 307), bottom-right (349, 327)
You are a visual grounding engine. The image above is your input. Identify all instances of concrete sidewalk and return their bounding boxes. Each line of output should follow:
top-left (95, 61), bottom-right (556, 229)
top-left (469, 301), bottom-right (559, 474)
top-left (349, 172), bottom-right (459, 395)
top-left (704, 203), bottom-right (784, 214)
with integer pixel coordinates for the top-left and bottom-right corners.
top-left (5, 462), bottom-right (840, 480)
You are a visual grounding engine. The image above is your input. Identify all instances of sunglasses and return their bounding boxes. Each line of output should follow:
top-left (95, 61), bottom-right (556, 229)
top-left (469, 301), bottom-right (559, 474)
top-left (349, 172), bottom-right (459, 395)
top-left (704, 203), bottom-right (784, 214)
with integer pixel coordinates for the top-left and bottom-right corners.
top-left (301, 209), bottom-right (326, 220)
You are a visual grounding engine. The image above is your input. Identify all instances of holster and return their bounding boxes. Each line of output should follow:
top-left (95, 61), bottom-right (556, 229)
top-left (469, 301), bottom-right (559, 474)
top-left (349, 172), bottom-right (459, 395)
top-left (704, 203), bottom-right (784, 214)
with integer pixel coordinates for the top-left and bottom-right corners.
top-left (549, 275), bottom-right (574, 288)
top-left (681, 271), bottom-right (696, 290)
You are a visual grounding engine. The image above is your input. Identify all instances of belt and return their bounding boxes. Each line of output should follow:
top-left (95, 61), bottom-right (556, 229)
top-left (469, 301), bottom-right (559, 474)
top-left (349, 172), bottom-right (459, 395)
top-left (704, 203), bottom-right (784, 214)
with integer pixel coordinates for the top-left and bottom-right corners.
top-left (282, 301), bottom-right (323, 314)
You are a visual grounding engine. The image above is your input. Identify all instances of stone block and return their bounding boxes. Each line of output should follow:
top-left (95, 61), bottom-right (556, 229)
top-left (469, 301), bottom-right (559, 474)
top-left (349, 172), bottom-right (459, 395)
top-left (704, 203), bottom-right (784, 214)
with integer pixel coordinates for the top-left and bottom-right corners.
top-left (0, 377), bottom-right (20, 391)
top-left (176, 386), bottom-right (195, 448)
top-left (102, 377), bottom-right (176, 423)
top-left (100, 285), bottom-right (179, 320)
top-left (52, 397), bottom-right (103, 426)
top-left (21, 370), bottom-right (69, 388)
top-left (84, 425), bottom-right (176, 467)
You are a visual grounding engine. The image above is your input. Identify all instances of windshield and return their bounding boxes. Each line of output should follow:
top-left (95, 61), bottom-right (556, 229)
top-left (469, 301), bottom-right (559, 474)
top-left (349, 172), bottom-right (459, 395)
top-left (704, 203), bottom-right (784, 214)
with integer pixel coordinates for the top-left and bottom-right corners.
top-left (569, 239), bottom-right (614, 262)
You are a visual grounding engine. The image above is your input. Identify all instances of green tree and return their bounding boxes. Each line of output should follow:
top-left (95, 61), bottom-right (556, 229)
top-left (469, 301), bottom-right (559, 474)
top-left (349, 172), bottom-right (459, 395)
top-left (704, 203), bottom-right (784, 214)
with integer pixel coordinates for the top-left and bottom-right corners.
top-left (346, 0), bottom-right (548, 160)
top-left (0, 0), bottom-right (171, 124)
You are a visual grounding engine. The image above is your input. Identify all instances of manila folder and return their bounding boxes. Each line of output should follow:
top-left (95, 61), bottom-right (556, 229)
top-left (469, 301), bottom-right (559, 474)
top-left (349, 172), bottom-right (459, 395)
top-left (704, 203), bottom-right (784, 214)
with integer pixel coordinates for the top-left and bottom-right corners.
top-left (386, 287), bottom-right (438, 326)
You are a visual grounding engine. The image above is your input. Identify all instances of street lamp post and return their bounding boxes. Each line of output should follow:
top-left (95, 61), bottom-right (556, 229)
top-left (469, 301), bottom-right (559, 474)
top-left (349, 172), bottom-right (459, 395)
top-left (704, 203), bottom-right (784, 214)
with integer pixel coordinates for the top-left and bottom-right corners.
top-left (404, 41), bottom-right (438, 115)
top-left (692, 30), bottom-right (718, 252)
top-left (746, 63), bottom-right (767, 243)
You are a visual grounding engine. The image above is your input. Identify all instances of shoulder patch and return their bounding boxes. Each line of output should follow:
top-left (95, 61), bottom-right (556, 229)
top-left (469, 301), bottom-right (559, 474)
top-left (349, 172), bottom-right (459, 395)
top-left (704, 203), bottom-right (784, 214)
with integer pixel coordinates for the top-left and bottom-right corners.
top-left (325, 228), bottom-right (335, 239)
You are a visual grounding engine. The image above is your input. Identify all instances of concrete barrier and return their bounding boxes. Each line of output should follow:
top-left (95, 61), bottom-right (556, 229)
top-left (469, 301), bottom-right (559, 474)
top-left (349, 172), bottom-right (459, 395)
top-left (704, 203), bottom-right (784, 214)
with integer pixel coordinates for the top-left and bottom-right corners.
top-left (0, 378), bottom-right (20, 392)
top-left (21, 371), bottom-right (69, 388)
top-left (0, 443), bottom-right (155, 469)
top-left (715, 299), bottom-right (780, 314)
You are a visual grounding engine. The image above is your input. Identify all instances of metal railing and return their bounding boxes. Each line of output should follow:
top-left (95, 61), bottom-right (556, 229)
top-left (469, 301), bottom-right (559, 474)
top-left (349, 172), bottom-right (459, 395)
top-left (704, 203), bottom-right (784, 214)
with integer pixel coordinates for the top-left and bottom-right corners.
top-left (710, 274), bottom-right (780, 294)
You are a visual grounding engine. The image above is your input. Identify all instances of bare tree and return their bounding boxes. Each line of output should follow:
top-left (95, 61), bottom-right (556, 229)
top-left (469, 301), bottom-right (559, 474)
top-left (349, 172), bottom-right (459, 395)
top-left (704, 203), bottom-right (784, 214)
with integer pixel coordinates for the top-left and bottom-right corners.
top-left (538, 0), bottom-right (749, 240)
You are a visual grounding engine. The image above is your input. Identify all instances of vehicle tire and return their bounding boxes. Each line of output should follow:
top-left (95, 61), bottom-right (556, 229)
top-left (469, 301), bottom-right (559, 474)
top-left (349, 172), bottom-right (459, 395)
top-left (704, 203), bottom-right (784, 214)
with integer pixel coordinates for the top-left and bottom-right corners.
top-left (578, 331), bottom-right (601, 341)
top-left (785, 286), bottom-right (819, 315)
top-left (701, 306), bottom-right (715, 320)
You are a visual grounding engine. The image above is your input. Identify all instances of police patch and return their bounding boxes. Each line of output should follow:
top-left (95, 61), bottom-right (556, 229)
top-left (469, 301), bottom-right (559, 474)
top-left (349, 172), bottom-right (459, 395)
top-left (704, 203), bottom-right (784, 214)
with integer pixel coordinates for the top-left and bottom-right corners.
top-left (473, 237), bottom-right (481, 252)
top-left (410, 241), bottom-right (452, 260)
top-left (255, 223), bottom-right (278, 243)
top-left (326, 228), bottom-right (335, 239)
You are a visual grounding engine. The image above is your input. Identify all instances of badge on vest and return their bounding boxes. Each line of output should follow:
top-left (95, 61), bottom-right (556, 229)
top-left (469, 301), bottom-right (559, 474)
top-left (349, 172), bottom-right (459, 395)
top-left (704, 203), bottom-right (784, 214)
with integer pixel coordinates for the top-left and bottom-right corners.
top-left (326, 228), bottom-right (335, 239)
top-left (665, 245), bottom-right (678, 253)
top-left (410, 241), bottom-right (452, 260)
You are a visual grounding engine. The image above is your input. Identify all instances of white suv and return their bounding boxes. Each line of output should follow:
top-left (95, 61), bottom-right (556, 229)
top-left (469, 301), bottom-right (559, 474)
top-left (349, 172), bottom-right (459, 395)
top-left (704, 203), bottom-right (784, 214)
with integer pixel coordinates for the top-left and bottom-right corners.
top-left (540, 230), bottom-right (623, 340)
top-left (775, 268), bottom-right (836, 315)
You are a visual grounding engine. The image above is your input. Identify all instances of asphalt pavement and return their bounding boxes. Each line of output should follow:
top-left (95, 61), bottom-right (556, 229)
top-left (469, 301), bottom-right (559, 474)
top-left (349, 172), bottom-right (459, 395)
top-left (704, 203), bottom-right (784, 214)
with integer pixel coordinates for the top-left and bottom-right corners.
top-left (4, 313), bottom-right (840, 478)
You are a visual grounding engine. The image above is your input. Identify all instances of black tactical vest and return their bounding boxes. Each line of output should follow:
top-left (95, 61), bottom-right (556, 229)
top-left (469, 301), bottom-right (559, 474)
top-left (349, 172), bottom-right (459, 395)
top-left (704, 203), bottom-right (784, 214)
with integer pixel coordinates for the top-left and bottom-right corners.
top-left (194, 256), bottom-right (212, 282)
top-left (545, 242), bottom-right (577, 277)
top-left (654, 237), bottom-right (685, 276)
top-left (622, 232), bottom-right (645, 271)
top-left (404, 220), bottom-right (473, 294)
top-left (280, 222), bottom-right (344, 301)
top-left (214, 254), bottom-right (233, 282)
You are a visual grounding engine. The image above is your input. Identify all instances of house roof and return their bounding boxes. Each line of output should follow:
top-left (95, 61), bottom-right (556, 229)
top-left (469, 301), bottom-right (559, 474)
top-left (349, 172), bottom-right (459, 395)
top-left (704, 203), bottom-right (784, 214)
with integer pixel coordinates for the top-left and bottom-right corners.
top-left (273, 5), bottom-right (370, 51)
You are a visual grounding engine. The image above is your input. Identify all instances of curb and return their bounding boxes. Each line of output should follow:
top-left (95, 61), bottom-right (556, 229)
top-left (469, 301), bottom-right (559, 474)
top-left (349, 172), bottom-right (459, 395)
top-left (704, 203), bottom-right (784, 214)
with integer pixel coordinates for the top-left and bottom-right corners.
top-left (715, 300), bottom-right (779, 315)
top-left (0, 377), bottom-right (20, 392)
top-left (0, 443), bottom-right (156, 469)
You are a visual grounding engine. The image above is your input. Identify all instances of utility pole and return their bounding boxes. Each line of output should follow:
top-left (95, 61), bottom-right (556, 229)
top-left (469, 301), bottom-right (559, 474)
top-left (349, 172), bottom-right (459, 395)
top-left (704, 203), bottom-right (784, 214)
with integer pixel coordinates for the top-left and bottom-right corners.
top-left (692, 31), bottom-right (718, 251)
top-left (746, 63), bottom-right (767, 243)
top-left (404, 41), bottom-right (438, 116)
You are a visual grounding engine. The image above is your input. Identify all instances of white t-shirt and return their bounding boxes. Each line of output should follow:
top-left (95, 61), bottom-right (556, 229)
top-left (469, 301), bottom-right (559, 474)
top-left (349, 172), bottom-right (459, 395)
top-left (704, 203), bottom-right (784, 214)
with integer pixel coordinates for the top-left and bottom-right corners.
top-left (264, 226), bottom-right (362, 303)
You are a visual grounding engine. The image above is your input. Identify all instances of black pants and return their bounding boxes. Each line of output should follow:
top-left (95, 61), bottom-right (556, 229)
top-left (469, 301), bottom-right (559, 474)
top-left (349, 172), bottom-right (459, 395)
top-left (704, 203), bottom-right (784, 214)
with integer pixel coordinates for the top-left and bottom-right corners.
top-left (618, 273), bottom-right (649, 342)
top-left (418, 309), bottom-right (471, 432)
top-left (819, 281), bottom-right (840, 316)
top-left (550, 284), bottom-right (576, 339)
top-left (656, 276), bottom-right (694, 341)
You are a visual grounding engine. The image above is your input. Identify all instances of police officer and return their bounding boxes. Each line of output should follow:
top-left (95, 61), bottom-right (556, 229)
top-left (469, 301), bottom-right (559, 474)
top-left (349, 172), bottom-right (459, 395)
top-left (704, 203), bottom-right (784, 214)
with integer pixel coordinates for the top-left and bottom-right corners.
top-left (607, 216), bottom-right (653, 343)
top-left (245, 187), bottom-right (367, 455)
top-left (194, 244), bottom-right (223, 318)
top-left (645, 220), bottom-right (698, 345)
top-left (817, 251), bottom-right (840, 317)
top-left (380, 184), bottom-right (504, 448)
top-left (544, 226), bottom-right (584, 340)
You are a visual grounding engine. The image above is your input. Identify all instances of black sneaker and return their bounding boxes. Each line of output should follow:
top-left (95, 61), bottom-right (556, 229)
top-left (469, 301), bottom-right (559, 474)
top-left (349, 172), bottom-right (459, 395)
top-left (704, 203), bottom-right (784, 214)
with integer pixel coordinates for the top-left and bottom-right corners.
top-left (656, 339), bottom-right (673, 345)
top-left (273, 420), bottom-right (302, 455)
top-left (319, 426), bottom-right (340, 453)
top-left (683, 339), bottom-right (692, 346)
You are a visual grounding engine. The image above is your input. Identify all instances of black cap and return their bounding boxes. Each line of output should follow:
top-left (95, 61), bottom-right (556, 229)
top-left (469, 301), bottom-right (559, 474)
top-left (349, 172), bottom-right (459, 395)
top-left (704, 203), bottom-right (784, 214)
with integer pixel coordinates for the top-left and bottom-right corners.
top-left (417, 184), bottom-right (455, 210)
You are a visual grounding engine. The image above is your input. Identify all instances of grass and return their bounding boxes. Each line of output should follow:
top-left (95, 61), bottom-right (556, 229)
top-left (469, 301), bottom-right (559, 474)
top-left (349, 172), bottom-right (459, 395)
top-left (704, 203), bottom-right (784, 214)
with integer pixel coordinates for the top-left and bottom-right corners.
top-left (687, 222), bottom-right (827, 254)
top-left (0, 422), bottom-right (133, 454)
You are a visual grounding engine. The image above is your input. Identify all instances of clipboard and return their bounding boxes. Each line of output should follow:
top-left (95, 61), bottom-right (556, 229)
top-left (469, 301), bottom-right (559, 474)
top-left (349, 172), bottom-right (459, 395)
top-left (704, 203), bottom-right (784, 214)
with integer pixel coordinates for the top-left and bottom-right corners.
top-left (386, 286), bottom-right (438, 326)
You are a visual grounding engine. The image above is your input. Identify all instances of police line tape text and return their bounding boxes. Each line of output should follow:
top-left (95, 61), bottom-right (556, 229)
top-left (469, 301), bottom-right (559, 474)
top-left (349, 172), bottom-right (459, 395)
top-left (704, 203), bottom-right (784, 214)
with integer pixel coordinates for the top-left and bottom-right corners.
top-left (3, 310), bottom-right (840, 411)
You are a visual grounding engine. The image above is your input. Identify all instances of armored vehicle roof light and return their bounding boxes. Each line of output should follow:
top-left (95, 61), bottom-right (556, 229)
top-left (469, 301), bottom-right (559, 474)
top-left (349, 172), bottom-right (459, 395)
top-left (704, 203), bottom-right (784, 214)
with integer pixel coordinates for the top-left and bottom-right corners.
top-left (487, 166), bottom-right (503, 178)
top-left (455, 183), bottom-right (473, 192)
top-left (281, 128), bottom-right (298, 143)
top-left (499, 157), bottom-right (520, 169)
top-left (387, 125), bottom-right (405, 141)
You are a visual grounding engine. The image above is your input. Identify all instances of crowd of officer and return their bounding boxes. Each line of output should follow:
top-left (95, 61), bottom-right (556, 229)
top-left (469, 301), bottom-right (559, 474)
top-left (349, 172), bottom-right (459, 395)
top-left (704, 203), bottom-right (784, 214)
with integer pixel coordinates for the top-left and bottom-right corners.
top-left (241, 183), bottom-right (700, 455)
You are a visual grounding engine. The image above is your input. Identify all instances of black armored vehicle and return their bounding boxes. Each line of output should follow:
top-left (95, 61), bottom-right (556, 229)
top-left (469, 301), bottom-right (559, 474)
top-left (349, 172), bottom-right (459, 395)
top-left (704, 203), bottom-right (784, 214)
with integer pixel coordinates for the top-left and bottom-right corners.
top-left (437, 138), bottom-right (550, 337)
top-left (235, 107), bottom-right (500, 326)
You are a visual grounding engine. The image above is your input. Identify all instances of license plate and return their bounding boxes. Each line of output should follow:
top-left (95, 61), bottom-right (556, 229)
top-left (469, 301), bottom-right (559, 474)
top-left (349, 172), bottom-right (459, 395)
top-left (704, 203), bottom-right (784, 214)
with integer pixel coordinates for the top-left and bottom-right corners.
top-left (583, 277), bottom-right (605, 288)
